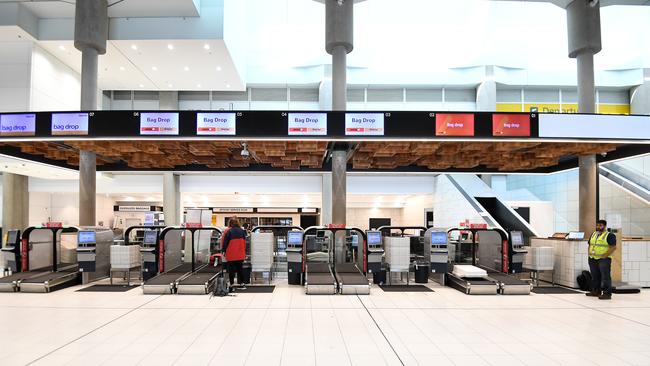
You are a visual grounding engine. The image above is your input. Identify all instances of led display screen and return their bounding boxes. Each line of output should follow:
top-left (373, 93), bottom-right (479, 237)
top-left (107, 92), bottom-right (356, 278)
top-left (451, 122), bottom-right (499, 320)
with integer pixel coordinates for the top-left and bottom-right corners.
top-left (140, 112), bottom-right (179, 135)
top-left (367, 231), bottom-right (382, 246)
top-left (52, 113), bottom-right (89, 136)
top-left (492, 114), bottom-right (531, 137)
top-left (143, 231), bottom-right (158, 245)
top-left (430, 231), bottom-right (447, 245)
top-left (435, 113), bottom-right (474, 136)
top-left (539, 114), bottom-right (650, 139)
top-left (196, 112), bottom-right (236, 135)
top-left (345, 113), bottom-right (385, 136)
top-left (287, 231), bottom-right (303, 245)
top-left (0, 113), bottom-right (36, 136)
top-left (288, 112), bottom-right (327, 136)
top-left (78, 231), bottom-right (96, 244)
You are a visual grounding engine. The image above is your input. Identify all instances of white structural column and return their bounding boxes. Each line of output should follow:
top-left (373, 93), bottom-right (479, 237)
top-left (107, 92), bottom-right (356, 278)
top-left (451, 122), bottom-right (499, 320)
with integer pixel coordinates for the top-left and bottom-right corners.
top-left (321, 173), bottom-right (332, 225)
top-left (2, 173), bottom-right (29, 231)
top-left (74, 0), bottom-right (108, 226)
top-left (163, 173), bottom-right (181, 226)
top-left (566, 0), bottom-right (601, 233)
top-left (326, 0), bottom-right (353, 111)
top-left (631, 69), bottom-right (650, 115)
top-left (476, 65), bottom-right (497, 111)
top-left (325, 0), bottom-right (353, 231)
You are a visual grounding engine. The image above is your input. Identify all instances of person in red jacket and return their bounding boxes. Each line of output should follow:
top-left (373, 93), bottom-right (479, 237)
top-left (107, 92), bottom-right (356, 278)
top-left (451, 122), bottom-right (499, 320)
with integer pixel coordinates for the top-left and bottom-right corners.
top-left (222, 217), bottom-right (247, 289)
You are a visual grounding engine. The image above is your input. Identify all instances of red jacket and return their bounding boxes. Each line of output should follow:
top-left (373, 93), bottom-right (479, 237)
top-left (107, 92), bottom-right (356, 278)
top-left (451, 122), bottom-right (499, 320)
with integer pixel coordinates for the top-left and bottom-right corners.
top-left (222, 226), bottom-right (246, 261)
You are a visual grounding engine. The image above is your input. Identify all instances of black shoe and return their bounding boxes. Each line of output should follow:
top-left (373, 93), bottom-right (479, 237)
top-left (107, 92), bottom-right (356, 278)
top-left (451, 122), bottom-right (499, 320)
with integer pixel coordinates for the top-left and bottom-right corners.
top-left (586, 291), bottom-right (601, 297)
top-left (229, 286), bottom-right (235, 293)
top-left (598, 293), bottom-right (612, 300)
top-left (239, 285), bottom-right (247, 290)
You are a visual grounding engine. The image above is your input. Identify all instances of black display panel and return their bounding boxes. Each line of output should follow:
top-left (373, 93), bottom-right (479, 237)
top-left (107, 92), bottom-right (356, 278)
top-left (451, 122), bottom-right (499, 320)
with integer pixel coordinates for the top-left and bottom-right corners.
top-left (0, 110), bottom-right (542, 140)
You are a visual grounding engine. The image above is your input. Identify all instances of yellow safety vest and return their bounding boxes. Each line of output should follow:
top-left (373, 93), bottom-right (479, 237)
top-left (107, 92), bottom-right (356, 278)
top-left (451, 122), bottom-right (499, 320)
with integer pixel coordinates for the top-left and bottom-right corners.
top-left (588, 231), bottom-right (612, 259)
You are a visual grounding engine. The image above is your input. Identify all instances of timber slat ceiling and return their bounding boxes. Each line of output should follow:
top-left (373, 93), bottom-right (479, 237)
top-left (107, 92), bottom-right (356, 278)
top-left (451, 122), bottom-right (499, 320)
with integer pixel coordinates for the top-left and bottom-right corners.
top-left (0, 141), bottom-right (619, 171)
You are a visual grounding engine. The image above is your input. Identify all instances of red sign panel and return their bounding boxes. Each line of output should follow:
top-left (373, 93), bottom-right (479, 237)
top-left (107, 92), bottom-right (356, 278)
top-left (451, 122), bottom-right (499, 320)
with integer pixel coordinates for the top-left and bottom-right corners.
top-left (436, 114), bottom-right (475, 136)
top-left (46, 222), bottom-right (63, 228)
top-left (492, 114), bottom-right (531, 137)
top-left (184, 223), bottom-right (203, 229)
top-left (470, 223), bottom-right (488, 229)
top-left (328, 224), bottom-right (346, 229)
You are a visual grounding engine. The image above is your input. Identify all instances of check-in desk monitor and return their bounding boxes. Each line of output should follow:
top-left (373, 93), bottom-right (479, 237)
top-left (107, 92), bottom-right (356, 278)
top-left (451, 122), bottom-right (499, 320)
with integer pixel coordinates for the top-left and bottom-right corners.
top-left (566, 231), bottom-right (585, 240)
top-left (366, 230), bottom-right (384, 273)
top-left (286, 231), bottom-right (304, 285)
top-left (426, 230), bottom-right (449, 273)
top-left (509, 230), bottom-right (527, 273)
top-left (1, 230), bottom-right (21, 272)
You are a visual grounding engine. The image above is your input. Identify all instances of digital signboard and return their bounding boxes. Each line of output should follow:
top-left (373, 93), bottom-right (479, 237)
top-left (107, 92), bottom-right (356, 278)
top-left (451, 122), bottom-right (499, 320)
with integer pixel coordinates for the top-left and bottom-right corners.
top-left (140, 112), bottom-right (179, 135)
top-left (288, 113), bottom-right (327, 136)
top-left (196, 112), bottom-right (236, 135)
top-left (345, 113), bottom-right (385, 136)
top-left (492, 114), bottom-right (531, 137)
top-left (435, 113), bottom-right (474, 136)
top-left (0, 113), bottom-right (36, 136)
top-left (51, 113), bottom-right (89, 136)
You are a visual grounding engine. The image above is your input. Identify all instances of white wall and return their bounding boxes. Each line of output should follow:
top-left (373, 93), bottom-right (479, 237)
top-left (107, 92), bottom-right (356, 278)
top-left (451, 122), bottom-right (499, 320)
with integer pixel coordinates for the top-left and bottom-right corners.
top-left (402, 194), bottom-right (432, 227)
top-left (347, 208), bottom-right (403, 230)
top-left (29, 192), bottom-right (115, 227)
top-left (30, 44), bottom-right (80, 111)
top-left (432, 175), bottom-right (486, 228)
top-left (0, 42), bottom-right (31, 112)
top-left (506, 200), bottom-right (555, 238)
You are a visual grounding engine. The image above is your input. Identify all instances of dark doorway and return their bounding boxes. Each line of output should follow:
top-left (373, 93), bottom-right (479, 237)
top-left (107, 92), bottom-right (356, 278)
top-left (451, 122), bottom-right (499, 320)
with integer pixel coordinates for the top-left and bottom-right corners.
top-left (369, 218), bottom-right (391, 230)
top-left (426, 210), bottom-right (434, 228)
top-left (300, 215), bottom-right (318, 229)
top-left (514, 207), bottom-right (531, 223)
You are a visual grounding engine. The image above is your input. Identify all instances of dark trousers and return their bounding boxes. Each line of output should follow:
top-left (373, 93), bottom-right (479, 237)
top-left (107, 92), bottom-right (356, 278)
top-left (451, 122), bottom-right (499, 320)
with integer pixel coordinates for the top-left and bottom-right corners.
top-left (588, 257), bottom-right (612, 295)
top-left (227, 260), bottom-right (244, 286)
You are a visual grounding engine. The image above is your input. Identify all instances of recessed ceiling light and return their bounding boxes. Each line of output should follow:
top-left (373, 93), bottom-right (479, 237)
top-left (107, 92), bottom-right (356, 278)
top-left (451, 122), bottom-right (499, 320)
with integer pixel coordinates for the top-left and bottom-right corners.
top-left (139, 84), bottom-right (144, 88)
top-left (168, 83), bottom-right (173, 88)
top-left (167, 44), bottom-right (174, 50)
top-left (131, 44), bottom-right (138, 50)
top-left (197, 84), bottom-right (202, 88)
top-left (58, 45), bottom-right (66, 51)
top-left (204, 44), bottom-right (210, 50)
top-left (119, 66), bottom-right (125, 71)
top-left (216, 66), bottom-right (222, 71)
top-left (226, 83), bottom-right (231, 88)
top-left (184, 66), bottom-right (189, 71)
top-left (152, 66), bottom-right (158, 71)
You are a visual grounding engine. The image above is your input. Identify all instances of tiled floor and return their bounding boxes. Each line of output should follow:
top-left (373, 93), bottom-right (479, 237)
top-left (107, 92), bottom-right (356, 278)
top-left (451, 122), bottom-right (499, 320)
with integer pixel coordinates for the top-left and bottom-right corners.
top-left (1, 283), bottom-right (650, 366)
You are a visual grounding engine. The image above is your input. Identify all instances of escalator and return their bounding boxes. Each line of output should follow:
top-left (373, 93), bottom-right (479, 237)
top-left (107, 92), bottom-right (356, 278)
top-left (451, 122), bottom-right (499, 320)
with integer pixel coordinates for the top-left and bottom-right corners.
top-left (600, 163), bottom-right (650, 204)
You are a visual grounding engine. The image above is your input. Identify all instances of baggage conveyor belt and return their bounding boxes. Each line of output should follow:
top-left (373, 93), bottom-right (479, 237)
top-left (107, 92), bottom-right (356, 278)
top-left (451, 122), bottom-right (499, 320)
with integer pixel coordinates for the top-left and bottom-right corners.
top-left (175, 264), bottom-right (223, 295)
top-left (0, 267), bottom-right (53, 292)
top-left (488, 272), bottom-right (532, 295)
top-left (142, 263), bottom-right (193, 294)
top-left (446, 272), bottom-right (499, 295)
top-left (335, 263), bottom-right (370, 295)
top-left (19, 265), bottom-right (80, 293)
top-left (305, 263), bottom-right (337, 295)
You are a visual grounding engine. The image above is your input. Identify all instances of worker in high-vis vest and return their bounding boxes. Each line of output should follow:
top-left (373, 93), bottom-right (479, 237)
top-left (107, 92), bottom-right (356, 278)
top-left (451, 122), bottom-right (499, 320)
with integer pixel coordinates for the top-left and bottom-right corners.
top-left (586, 219), bottom-right (617, 300)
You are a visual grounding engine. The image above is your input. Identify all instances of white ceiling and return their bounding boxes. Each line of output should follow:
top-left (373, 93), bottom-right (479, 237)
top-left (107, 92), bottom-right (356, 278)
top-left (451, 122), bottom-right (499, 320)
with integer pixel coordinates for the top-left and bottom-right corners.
top-left (0, 154), bottom-right (78, 180)
top-left (39, 39), bottom-right (244, 91)
top-left (10, 0), bottom-right (200, 18)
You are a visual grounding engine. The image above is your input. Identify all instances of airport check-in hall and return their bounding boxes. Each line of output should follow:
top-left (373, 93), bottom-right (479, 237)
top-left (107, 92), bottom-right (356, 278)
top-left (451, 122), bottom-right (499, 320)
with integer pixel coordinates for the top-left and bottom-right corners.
top-left (2, 1), bottom-right (650, 365)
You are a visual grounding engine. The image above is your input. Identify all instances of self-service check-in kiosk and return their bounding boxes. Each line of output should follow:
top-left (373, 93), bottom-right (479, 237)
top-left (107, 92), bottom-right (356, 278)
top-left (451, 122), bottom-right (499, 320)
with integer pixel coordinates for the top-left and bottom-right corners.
top-left (140, 230), bottom-right (160, 281)
top-left (286, 231), bottom-right (304, 285)
top-left (425, 228), bottom-right (450, 284)
top-left (507, 231), bottom-right (527, 273)
top-left (76, 228), bottom-right (114, 284)
top-left (366, 230), bottom-right (385, 284)
top-left (1, 230), bottom-right (22, 274)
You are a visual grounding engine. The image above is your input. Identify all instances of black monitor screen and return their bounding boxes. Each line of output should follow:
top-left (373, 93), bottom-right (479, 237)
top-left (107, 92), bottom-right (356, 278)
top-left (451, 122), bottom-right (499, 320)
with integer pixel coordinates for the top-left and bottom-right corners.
top-left (510, 231), bottom-right (524, 246)
top-left (7, 230), bottom-right (19, 244)
top-left (367, 231), bottom-right (381, 246)
top-left (316, 230), bottom-right (325, 238)
top-left (431, 231), bottom-right (447, 245)
top-left (143, 231), bottom-right (158, 245)
top-left (78, 231), bottom-right (96, 244)
top-left (287, 231), bottom-right (303, 246)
